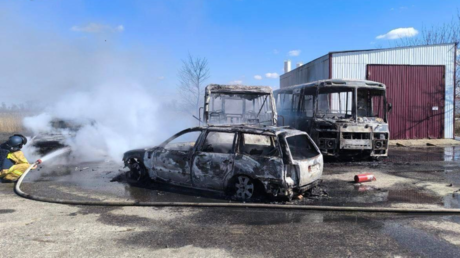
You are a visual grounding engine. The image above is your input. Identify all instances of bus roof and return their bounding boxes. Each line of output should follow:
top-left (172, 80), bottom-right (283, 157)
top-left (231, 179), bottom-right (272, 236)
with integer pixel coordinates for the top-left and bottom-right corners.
top-left (274, 79), bottom-right (386, 92)
top-left (206, 84), bottom-right (273, 94)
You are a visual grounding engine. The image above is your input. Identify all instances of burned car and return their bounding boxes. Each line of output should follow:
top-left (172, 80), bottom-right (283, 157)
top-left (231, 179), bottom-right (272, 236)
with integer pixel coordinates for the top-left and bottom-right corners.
top-left (123, 125), bottom-right (323, 200)
top-left (275, 79), bottom-right (391, 158)
top-left (202, 84), bottom-right (277, 126)
top-left (31, 119), bottom-right (95, 155)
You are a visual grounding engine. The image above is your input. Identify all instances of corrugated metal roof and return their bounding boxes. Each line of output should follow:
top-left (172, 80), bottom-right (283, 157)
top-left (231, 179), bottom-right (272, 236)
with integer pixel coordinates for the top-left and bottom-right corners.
top-left (280, 54), bottom-right (329, 88)
top-left (328, 42), bottom-right (455, 55)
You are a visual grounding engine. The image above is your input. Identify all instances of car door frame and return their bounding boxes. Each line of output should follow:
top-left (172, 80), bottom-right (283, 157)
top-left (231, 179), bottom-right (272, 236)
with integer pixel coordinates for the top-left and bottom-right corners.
top-left (191, 129), bottom-right (238, 191)
top-left (232, 132), bottom-right (285, 183)
top-left (152, 128), bottom-right (206, 187)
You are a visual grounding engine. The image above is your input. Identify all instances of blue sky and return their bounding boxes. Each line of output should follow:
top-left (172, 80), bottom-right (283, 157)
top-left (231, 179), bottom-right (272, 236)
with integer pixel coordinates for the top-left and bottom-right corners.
top-left (1, 0), bottom-right (459, 99)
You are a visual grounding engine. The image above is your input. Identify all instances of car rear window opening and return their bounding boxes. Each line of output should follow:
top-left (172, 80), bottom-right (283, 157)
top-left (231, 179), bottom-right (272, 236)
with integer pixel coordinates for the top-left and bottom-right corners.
top-left (286, 135), bottom-right (319, 160)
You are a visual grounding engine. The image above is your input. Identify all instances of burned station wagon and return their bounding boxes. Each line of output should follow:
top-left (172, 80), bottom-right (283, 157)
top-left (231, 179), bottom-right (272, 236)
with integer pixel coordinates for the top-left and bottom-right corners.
top-left (123, 125), bottom-right (323, 200)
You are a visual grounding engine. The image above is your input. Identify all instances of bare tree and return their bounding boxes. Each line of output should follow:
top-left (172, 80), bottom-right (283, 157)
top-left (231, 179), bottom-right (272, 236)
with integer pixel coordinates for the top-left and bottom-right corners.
top-left (394, 11), bottom-right (460, 114)
top-left (177, 54), bottom-right (210, 118)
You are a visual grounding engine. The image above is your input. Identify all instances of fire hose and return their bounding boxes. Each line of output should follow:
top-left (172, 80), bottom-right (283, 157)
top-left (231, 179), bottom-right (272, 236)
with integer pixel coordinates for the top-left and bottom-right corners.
top-left (14, 148), bottom-right (460, 214)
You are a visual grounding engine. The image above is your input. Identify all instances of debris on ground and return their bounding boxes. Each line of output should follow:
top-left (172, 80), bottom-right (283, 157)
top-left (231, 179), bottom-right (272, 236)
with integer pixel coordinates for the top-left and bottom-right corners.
top-left (304, 185), bottom-right (328, 200)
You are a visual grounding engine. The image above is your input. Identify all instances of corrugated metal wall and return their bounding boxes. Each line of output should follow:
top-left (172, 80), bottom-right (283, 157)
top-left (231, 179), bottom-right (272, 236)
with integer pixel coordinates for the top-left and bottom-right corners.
top-left (331, 44), bottom-right (456, 138)
top-left (280, 54), bottom-right (329, 88)
top-left (368, 65), bottom-right (445, 139)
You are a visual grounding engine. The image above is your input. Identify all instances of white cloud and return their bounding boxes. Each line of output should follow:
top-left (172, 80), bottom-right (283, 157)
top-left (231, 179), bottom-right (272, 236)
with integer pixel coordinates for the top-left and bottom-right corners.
top-left (254, 75), bottom-right (262, 80)
top-left (376, 27), bottom-right (418, 40)
top-left (288, 50), bottom-right (301, 56)
top-left (157, 76), bottom-right (165, 80)
top-left (265, 73), bottom-right (279, 79)
top-left (273, 49), bottom-right (279, 54)
top-left (229, 80), bottom-right (243, 85)
top-left (71, 23), bottom-right (125, 33)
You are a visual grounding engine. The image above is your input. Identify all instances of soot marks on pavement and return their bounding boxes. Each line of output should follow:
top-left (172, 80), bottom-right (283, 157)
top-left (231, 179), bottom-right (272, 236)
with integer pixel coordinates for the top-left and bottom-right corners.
top-left (113, 207), bottom-right (415, 257)
top-left (293, 179), bottom-right (390, 207)
top-left (390, 170), bottom-right (454, 183)
top-left (76, 205), bottom-right (172, 227)
top-left (387, 186), bottom-right (442, 204)
top-left (0, 209), bottom-right (15, 214)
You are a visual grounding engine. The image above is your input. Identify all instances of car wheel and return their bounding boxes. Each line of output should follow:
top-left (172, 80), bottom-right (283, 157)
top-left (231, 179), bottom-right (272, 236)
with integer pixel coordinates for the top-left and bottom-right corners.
top-left (234, 175), bottom-right (256, 200)
top-left (127, 159), bottom-right (147, 182)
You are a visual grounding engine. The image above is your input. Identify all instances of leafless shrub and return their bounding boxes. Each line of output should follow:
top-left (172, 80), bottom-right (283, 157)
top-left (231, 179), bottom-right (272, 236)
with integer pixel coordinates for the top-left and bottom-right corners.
top-left (177, 54), bottom-right (210, 118)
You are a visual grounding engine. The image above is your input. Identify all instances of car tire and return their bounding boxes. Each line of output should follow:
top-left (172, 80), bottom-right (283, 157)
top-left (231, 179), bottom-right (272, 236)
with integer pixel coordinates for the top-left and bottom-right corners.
top-left (230, 175), bottom-right (260, 200)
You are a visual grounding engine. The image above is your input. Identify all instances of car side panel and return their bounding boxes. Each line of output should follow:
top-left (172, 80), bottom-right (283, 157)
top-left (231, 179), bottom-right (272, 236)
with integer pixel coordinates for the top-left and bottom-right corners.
top-left (232, 154), bottom-right (284, 181)
top-left (191, 152), bottom-right (235, 190)
top-left (153, 149), bottom-right (192, 186)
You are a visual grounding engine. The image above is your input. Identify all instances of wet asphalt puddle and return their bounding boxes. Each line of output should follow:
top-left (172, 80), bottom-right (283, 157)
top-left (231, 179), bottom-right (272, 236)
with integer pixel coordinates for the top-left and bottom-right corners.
top-left (16, 146), bottom-right (460, 209)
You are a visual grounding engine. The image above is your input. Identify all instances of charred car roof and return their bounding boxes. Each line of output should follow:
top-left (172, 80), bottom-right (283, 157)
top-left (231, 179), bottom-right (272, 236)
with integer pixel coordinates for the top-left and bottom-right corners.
top-left (206, 84), bottom-right (273, 94)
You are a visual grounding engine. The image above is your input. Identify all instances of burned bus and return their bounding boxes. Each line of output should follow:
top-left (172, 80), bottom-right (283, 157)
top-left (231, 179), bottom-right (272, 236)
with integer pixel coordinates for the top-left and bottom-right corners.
top-left (202, 84), bottom-right (277, 126)
top-left (274, 79), bottom-right (391, 158)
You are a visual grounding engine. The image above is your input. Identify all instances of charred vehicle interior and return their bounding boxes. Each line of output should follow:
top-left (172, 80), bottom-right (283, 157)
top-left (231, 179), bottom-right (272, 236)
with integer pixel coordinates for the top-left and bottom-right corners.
top-left (274, 79), bottom-right (391, 158)
top-left (202, 84), bottom-right (277, 126)
top-left (123, 125), bottom-right (323, 200)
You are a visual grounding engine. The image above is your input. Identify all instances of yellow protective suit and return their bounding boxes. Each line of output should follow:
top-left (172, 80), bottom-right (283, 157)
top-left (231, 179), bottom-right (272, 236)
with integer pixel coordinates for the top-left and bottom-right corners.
top-left (0, 151), bottom-right (32, 182)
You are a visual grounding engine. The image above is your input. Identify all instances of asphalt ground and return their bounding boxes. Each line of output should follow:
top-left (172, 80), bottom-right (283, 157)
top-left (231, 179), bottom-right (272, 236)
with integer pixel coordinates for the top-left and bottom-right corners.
top-left (2, 146), bottom-right (460, 257)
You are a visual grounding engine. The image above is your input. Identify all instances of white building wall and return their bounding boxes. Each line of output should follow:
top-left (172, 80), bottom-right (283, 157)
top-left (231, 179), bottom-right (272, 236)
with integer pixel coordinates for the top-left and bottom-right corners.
top-left (280, 54), bottom-right (329, 88)
top-left (331, 44), bottom-right (456, 138)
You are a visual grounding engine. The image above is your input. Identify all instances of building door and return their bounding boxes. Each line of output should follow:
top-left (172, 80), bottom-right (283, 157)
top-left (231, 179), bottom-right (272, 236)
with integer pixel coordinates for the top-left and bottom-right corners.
top-left (367, 65), bottom-right (445, 139)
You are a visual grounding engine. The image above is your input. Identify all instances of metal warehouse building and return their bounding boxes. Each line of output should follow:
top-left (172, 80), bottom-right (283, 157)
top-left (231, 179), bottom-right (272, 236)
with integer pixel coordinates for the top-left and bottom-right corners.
top-left (280, 43), bottom-right (457, 139)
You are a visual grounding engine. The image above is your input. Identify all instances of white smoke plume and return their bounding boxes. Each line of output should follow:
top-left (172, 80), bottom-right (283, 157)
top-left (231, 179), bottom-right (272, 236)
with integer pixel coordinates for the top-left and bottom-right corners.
top-left (1, 7), bottom-right (195, 164)
top-left (23, 82), bottom-right (167, 163)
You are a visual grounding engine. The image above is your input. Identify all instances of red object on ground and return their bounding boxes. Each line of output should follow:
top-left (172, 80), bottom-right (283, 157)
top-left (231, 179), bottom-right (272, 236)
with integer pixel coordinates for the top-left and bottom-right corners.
top-left (354, 173), bottom-right (376, 183)
top-left (35, 159), bottom-right (42, 165)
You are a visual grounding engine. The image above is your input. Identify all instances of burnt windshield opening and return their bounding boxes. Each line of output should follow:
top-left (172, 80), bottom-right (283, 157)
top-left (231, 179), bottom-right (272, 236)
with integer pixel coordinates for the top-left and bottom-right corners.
top-left (316, 87), bottom-right (354, 120)
top-left (208, 93), bottom-right (274, 125)
top-left (357, 88), bottom-right (386, 120)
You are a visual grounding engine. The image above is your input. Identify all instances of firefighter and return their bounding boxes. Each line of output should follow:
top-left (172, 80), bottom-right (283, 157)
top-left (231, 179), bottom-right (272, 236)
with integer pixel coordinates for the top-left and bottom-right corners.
top-left (0, 134), bottom-right (35, 182)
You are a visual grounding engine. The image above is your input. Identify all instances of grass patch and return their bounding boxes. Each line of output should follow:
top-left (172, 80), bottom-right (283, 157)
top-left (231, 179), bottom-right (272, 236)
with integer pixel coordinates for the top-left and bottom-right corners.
top-left (0, 112), bottom-right (26, 133)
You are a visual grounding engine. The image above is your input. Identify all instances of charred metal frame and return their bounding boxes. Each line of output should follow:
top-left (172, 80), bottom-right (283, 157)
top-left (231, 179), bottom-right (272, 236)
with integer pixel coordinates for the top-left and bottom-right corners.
top-left (123, 125), bottom-right (323, 199)
top-left (274, 79), bottom-right (390, 158)
top-left (203, 84), bottom-right (278, 126)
